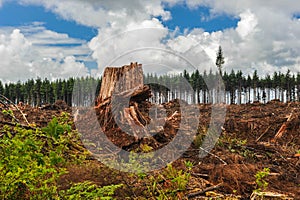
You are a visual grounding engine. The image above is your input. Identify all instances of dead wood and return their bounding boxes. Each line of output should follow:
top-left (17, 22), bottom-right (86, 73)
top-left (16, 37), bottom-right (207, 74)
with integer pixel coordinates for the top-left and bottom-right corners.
top-left (95, 63), bottom-right (153, 143)
top-left (272, 109), bottom-right (295, 143)
top-left (250, 191), bottom-right (292, 200)
top-left (96, 62), bottom-right (144, 104)
top-left (256, 125), bottom-right (271, 142)
top-left (0, 120), bottom-right (36, 131)
top-left (0, 94), bottom-right (30, 125)
top-left (187, 183), bottom-right (223, 198)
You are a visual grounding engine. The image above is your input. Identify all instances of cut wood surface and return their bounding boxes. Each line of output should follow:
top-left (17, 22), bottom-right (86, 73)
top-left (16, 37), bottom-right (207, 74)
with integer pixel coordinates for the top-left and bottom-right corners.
top-left (96, 62), bottom-right (144, 103)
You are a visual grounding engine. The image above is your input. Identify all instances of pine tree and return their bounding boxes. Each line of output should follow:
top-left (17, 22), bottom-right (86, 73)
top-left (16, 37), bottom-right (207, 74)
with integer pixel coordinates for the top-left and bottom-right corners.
top-left (285, 70), bottom-right (291, 102)
top-left (265, 74), bottom-right (272, 102)
top-left (229, 69), bottom-right (236, 104)
top-left (236, 70), bottom-right (243, 104)
top-left (15, 81), bottom-right (23, 103)
top-left (215, 46), bottom-right (225, 103)
top-left (252, 70), bottom-right (259, 102)
top-left (216, 46), bottom-right (225, 76)
top-left (34, 78), bottom-right (42, 106)
top-left (297, 73), bottom-right (300, 102)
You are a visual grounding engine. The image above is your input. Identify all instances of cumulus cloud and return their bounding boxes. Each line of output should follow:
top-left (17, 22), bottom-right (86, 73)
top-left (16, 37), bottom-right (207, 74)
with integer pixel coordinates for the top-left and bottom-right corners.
top-left (236, 10), bottom-right (258, 39)
top-left (29, 55), bottom-right (89, 80)
top-left (223, 7), bottom-right (300, 74)
top-left (88, 17), bottom-right (216, 76)
top-left (86, 0), bottom-right (300, 76)
top-left (19, 0), bottom-right (172, 27)
top-left (185, 0), bottom-right (300, 17)
top-left (23, 24), bottom-right (92, 62)
top-left (0, 25), bottom-right (90, 82)
top-left (89, 19), bottom-right (168, 69)
top-left (0, 29), bottom-right (33, 82)
top-left (163, 0), bottom-right (300, 75)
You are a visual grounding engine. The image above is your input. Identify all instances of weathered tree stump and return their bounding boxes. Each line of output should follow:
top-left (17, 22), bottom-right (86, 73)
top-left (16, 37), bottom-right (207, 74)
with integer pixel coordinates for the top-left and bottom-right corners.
top-left (95, 62), bottom-right (152, 140)
top-left (96, 62), bottom-right (144, 104)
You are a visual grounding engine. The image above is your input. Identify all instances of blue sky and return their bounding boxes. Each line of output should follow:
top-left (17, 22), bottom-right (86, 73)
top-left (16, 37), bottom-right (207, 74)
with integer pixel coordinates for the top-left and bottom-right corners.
top-left (0, 1), bottom-right (97, 41)
top-left (0, 1), bottom-right (238, 41)
top-left (161, 4), bottom-right (239, 33)
top-left (0, 0), bottom-right (299, 82)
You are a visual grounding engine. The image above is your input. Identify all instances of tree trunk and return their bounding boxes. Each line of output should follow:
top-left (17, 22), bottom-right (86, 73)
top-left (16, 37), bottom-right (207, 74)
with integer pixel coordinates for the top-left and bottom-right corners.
top-left (297, 85), bottom-right (300, 102)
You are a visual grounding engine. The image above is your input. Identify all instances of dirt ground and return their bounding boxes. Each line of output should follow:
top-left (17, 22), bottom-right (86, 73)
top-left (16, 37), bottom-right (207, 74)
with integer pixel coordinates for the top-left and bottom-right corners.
top-left (0, 100), bottom-right (299, 199)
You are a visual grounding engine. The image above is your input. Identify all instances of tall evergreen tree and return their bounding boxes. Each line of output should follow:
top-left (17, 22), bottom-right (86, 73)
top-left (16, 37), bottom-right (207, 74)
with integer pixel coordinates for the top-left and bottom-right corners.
top-left (34, 78), bottom-right (42, 106)
top-left (297, 73), bottom-right (300, 102)
top-left (216, 46), bottom-right (225, 76)
top-left (252, 70), bottom-right (259, 101)
top-left (215, 46), bottom-right (225, 103)
top-left (236, 70), bottom-right (243, 104)
top-left (285, 70), bottom-right (291, 102)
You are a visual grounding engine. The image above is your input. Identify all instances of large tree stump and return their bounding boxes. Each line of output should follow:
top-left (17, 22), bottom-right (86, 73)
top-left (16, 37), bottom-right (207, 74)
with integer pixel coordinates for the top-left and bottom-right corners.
top-left (95, 62), bottom-right (152, 141)
top-left (97, 62), bottom-right (144, 104)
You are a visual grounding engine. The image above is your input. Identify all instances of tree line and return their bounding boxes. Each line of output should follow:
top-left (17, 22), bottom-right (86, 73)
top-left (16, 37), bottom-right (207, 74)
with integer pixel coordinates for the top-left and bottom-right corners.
top-left (1, 69), bottom-right (300, 107)
top-left (0, 77), bottom-right (101, 107)
top-left (144, 69), bottom-right (300, 104)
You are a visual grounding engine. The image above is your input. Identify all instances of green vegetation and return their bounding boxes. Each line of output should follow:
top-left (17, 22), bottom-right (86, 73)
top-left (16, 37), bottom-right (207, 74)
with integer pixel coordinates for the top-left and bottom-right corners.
top-left (193, 125), bottom-right (207, 148)
top-left (59, 181), bottom-right (122, 200)
top-left (0, 125), bottom-right (64, 199)
top-left (254, 168), bottom-right (270, 193)
top-left (0, 111), bottom-right (121, 199)
top-left (143, 162), bottom-right (192, 199)
top-left (0, 110), bottom-right (195, 199)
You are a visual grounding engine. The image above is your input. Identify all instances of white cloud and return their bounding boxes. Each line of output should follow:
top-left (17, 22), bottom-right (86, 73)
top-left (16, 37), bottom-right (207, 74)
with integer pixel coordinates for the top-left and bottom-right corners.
top-left (185, 0), bottom-right (300, 17)
top-left (28, 55), bottom-right (89, 81)
top-left (86, 0), bottom-right (300, 76)
top-left (21, 23), bottom-right (91, 61)
top-left (88, 18), bottom-right (216, 76)
top-left (0, 29), bottom-right (33, 82)
top-left (0, 25), bottom-right (90, 82)
top-left (19, 0), bottom-right (172, 27)
top-left (236, 10), bottom-right (258, 39)
top-left (167, 0), bottom-right (300, 75)
top-left (88, 18), bottom-right (172, 73)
